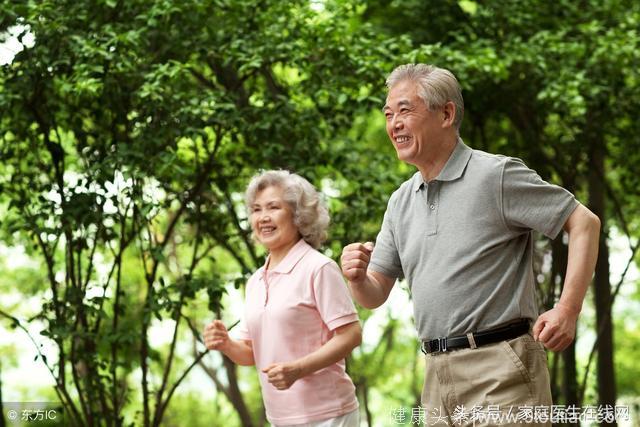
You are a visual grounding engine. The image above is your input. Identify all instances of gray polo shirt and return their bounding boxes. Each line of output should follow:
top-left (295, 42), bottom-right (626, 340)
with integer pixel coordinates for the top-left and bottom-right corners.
top-left (369, 140), bottom-right (578, 340)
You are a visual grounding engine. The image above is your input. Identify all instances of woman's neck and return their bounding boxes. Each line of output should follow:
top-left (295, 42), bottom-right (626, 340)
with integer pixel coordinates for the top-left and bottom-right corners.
top-left (266, 238), bottom-right (301, 270)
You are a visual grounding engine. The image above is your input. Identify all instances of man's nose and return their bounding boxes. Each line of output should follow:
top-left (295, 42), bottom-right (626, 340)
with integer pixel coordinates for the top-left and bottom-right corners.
top-left (391, 114), bottom-right (403, 129)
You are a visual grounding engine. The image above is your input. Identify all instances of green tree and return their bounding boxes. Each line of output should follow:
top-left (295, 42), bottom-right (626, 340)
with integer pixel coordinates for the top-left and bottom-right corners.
top-left (0, 1), bottom-right (401, 425)
top-left (359, 1), bottom-right (640, 423)
top-left (2, 1), bottom-right (638, 426)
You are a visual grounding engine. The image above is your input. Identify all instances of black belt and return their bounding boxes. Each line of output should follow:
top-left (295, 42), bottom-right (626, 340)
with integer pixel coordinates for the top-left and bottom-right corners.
top-left (421, 319), bottom-right (530, 354)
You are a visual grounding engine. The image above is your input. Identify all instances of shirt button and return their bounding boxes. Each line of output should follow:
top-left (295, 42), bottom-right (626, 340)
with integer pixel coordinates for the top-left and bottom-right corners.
top-left (430, 204), bottom-right (436, 210)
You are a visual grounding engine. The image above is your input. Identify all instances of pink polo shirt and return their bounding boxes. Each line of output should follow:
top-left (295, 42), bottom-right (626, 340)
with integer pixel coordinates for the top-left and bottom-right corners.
top-left (235, 238), bottom-right (359, 425)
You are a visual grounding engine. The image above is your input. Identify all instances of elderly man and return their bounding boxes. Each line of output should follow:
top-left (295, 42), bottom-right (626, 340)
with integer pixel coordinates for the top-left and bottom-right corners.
top-left (341, 64), bottom-right (600, 426)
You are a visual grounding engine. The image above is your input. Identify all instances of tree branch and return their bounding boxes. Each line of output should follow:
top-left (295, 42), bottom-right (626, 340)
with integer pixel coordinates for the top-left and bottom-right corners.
top-left (0, 309), bottom-right (83, 425)
top-left (221, 188), bottom-right (259, 267)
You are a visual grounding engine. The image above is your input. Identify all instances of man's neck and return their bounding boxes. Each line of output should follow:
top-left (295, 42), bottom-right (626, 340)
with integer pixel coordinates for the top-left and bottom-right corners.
top-left (416, 136), bottom-right (459, 182)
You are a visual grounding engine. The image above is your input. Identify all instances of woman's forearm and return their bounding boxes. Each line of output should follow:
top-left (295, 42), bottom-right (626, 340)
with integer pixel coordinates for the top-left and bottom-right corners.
top-left (296, 321), bottom-right (362, 377)
top-left (221, 339), bottom-right (255, 366)
top-left (261, 321), bottom-right (362, 389)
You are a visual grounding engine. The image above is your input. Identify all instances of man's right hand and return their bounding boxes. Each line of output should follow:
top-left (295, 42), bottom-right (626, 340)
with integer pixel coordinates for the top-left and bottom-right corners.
top-left (340, 242), bottom-right (374, 285)
top-left (203, 320), bottom-right (230, 351)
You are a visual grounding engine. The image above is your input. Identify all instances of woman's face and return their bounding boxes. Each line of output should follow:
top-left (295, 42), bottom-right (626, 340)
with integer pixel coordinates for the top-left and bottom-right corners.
top-left (250, 185), bottom-right (300, 253)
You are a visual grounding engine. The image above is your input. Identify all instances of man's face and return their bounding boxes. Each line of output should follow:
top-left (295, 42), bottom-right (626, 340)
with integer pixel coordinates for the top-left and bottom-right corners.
top-left (383, 80), bottom-right (444, 166)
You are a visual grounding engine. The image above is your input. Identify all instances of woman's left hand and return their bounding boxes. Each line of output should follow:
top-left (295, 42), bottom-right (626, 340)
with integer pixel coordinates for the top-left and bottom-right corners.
top-left (262, 361), bottom-right (304, 390)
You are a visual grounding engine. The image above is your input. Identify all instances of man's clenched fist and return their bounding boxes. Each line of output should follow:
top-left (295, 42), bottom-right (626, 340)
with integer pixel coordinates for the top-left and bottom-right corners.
top-left (340, 242), bottom-right (374, 285)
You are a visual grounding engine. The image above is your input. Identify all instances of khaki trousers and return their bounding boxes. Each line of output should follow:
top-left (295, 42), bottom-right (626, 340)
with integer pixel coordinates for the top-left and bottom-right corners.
top-left (421, 334), bottom-right (552, 426)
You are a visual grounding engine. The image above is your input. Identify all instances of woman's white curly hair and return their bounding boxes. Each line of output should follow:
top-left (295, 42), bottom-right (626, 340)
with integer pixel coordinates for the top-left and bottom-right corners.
top-left (245, 170), bottom-right (329, 249)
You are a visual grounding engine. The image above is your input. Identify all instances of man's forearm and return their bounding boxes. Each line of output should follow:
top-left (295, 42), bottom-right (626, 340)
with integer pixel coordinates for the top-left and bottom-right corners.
top-left (559, 207), bottom-right (601, 314)
top-left (348, 272), bottom-right (391, 309)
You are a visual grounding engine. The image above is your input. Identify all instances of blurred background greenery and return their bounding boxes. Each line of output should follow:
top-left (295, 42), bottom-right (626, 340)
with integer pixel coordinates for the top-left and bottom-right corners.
top-left (0, 0), bottom-right (639, 426)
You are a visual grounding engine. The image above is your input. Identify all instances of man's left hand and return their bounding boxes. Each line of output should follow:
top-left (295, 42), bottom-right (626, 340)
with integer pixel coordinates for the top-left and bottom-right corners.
top-left (262, 362), bottom-right (303, 390)
top-left (532, 304), bottom-right (579, 352)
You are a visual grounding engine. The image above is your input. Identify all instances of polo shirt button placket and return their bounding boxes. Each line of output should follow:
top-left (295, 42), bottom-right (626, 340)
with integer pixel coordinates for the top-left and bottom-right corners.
top-left (426, 182), bottom-right (438, 235)
top-left (262, 272), bottom-right (270, 307)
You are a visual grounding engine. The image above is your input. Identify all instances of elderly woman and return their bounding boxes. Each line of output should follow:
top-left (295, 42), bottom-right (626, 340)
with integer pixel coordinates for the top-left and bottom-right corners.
top-left (204, 170), bottom-right (361, 427)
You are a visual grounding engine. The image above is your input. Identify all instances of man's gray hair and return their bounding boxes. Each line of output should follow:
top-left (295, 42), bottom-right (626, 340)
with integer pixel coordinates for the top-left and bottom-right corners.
top-left (245, 170), bottom-right (329, 249)
top-left (386, 63), bottom-right (464, 131)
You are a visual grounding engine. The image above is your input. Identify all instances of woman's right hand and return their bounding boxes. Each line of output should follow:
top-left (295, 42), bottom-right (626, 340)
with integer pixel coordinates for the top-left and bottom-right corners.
top-left (204, 320), bottom-right (230, 351)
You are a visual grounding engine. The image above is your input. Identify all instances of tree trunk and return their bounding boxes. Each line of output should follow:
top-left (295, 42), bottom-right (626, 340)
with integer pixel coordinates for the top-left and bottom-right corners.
top-left (0, 361), bottom-right (5, 427)
top-left (562, 343), bottom-right (579, 425)
top-left (588, 139), bottom-right (617, 426)
top-left (199, 356), bottom-right (256, 427)
top-left (221, 356), bottom-right (255, 427)
top-left (551, 236), bottom-right (580, 423)
top-left (359, 382), bottom-right (373, 426)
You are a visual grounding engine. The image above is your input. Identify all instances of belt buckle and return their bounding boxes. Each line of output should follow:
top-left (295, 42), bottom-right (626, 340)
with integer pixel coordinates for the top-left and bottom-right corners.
top-left (437, 337), bottom-right (448, 353)
top-left (422, 337), bottom-right (449, 354)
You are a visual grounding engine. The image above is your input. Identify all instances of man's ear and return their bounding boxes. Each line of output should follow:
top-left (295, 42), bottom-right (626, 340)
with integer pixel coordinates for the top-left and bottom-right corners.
top-left (442, 101), bottom-right (456, 128)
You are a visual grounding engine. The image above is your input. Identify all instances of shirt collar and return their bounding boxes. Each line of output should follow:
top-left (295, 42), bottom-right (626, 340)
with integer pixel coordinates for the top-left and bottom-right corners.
top-left (263, 238), bottom-right (312, 274)
top-left (411, 172), bottom-right (425, 192)
top-left (412, 138), bottom-right (472, 192)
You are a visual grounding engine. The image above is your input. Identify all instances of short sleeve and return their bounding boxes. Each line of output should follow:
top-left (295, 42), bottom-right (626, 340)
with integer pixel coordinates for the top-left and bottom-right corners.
top-left (312, 262), bottom-right (359, 331)
top-left (369, 196), bottom-right (403, 279)
top-left (502, 158), bottom-right (578, 239)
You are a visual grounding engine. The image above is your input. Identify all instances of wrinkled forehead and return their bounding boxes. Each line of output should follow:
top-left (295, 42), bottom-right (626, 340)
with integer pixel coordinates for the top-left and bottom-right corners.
top-left (383, 98), bottom-right (415, 112)
top-left (384, 80), bottom-right (423, 110)
top-left (253, 185), bottom-right (285, 203)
